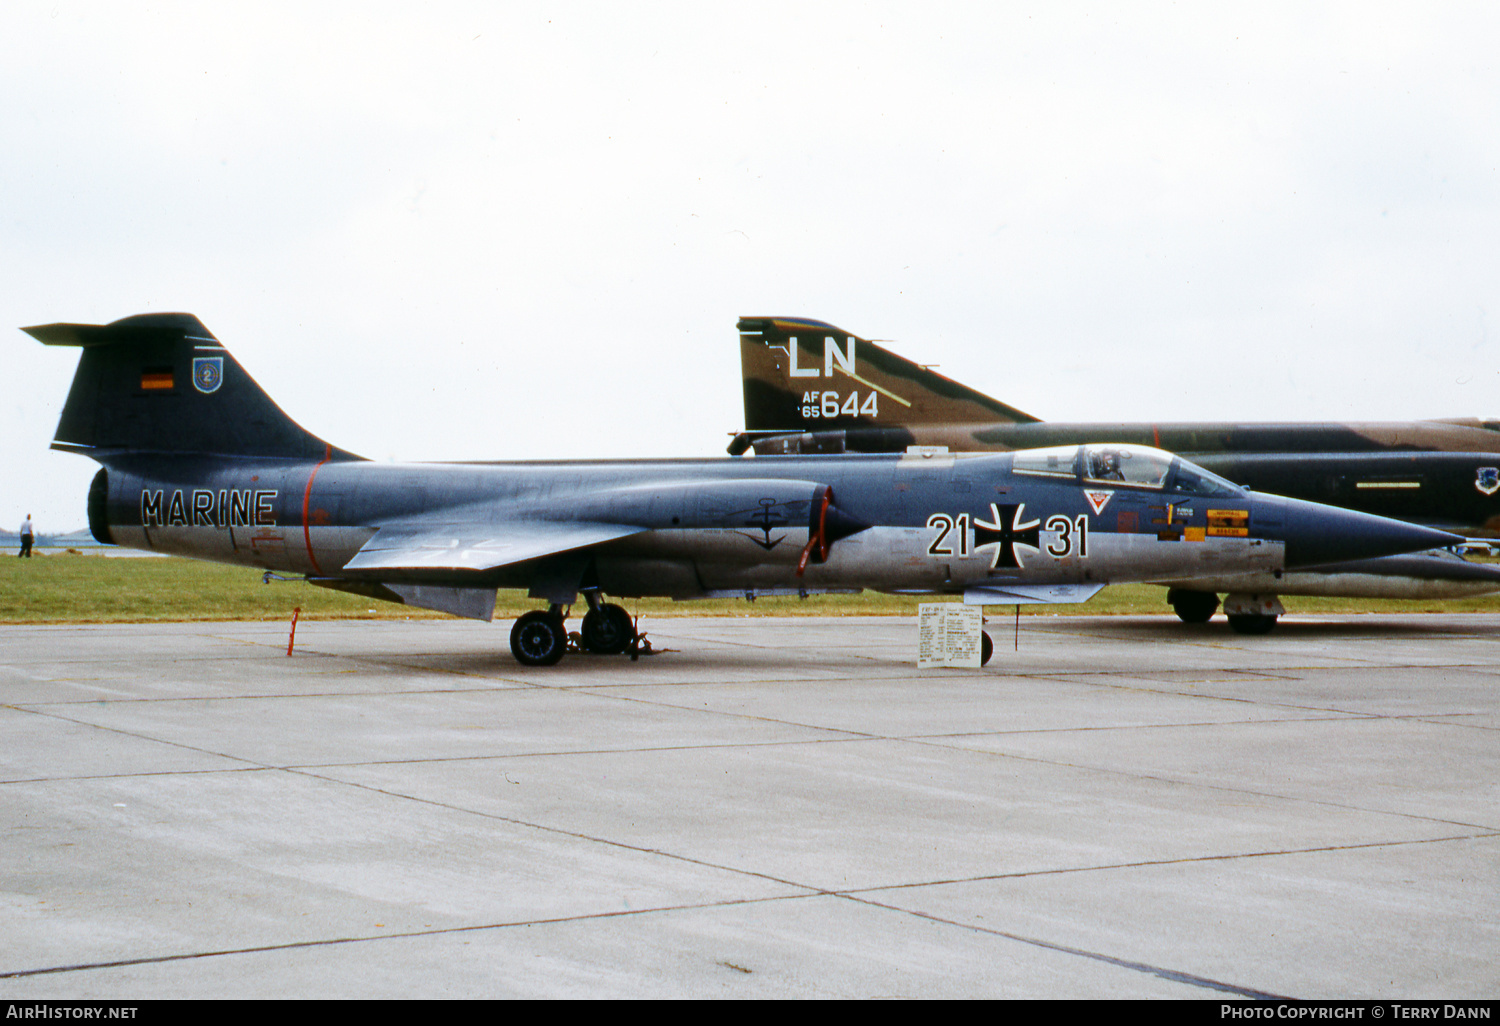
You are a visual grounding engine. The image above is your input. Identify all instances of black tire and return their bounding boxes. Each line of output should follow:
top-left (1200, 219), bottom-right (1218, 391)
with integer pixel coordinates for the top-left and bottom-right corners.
top-left (1226, 613), bottom-right (1277, 636)
top-left (580, 603), bottom-right (634, 655)
top-left (980, 631), bottom-right (993, 667)
top-left (1167, 589), bottom-right (1219, 624)
top-left (511, 610), bottom-right (567, 665)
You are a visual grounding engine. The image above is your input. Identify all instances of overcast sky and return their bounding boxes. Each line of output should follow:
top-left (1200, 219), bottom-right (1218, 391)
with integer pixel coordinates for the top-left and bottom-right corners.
top-left (7, 2), bottom-right (1500, 532)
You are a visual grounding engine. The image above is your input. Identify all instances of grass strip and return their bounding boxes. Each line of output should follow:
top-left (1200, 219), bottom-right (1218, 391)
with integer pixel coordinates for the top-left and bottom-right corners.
top-left (3, 550), bottom-right (1499, 624)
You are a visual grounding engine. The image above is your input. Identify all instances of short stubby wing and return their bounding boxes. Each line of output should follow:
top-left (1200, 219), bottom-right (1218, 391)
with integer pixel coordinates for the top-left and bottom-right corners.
top-left (342, 519), bottom-right (645, 573)
top-left (962, 583), bottom-right (1106, 605)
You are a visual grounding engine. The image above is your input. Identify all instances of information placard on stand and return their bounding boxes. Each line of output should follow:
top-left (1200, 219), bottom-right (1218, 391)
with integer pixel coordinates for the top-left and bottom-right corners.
top-left (918, 603), bottom-right (983, 668)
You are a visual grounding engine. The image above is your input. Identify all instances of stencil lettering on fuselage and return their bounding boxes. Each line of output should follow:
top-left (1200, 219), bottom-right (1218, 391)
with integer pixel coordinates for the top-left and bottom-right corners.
top-left (141, 488), bottom-right (277, 528)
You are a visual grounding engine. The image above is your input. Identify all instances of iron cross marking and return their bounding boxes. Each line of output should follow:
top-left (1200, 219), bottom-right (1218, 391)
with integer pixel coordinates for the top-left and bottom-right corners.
top-left (973, 502), bottom-right (1042, 569)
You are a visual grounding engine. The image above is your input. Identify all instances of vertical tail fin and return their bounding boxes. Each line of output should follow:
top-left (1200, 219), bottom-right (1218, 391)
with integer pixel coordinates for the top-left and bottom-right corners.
top-left (737, 316), bottom-right (1037, 434)
top-left (25, 313), bottom-right (360, 461)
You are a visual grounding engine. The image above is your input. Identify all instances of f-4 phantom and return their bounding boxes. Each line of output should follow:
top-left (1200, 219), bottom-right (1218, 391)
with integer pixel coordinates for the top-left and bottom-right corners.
top-left (27, 313), bottom-right (1462, 661)
top-left (729, 317), bottom-right (1500, 630)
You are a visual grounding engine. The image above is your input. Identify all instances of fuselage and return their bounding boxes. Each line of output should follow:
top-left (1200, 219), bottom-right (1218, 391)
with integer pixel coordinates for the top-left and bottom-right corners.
top-left (88, 445), bottom-right (1457, 605)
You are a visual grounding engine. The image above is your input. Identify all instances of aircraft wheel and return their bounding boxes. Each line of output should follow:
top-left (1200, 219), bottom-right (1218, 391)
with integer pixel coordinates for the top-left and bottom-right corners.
top-left (580, 603), bottom-right (635, 655)
top-left (511, 610), bottom-right (567, 666)
top-left (1167, 589), bottom-right (1219, 624)
top-left (1226, 613), bottom-right (1277, 636)
top-left (980, 631), bottom-right (993, 667)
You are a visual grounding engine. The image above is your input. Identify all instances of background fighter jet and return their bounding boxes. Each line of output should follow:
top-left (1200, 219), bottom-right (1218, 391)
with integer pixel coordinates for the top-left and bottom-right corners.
top-left (27, 313), bottom-right (1461, 661)
top-left (729, 317), bottom-right (1500, 630)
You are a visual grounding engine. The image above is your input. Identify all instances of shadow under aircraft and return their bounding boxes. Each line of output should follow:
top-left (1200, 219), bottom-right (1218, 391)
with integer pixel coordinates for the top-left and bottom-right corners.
top-left (25, 312), bottom-right (1462, 660)
top-left (729, 317), bottom-right (1500, 631)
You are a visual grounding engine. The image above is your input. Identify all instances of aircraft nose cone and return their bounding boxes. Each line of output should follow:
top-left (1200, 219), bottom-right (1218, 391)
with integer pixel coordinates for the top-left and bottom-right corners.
top-left (1265, 495), bottom-right (1465, 568)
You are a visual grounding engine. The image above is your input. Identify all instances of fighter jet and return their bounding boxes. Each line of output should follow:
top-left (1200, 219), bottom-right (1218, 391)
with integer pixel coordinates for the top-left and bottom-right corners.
top-left (26, 313), bottom-right (1462, 662)
top-left (729, 316), bottom-right (1500, 630)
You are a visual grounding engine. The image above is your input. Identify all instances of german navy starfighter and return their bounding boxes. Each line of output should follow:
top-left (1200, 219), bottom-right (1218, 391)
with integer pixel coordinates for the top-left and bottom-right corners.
top-left (730, 316), bottom-right (1500, 631)
top-left (27, 313), bottom-right (1462, 661)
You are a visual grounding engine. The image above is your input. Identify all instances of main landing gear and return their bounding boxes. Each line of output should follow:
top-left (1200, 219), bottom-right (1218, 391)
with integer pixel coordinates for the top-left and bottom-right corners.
top-left (508, 595), bottom-right (644, 666)
top-left (510, 608), bottom-right (569, 666)
top-left (580, 602), bottom-right (635, 655)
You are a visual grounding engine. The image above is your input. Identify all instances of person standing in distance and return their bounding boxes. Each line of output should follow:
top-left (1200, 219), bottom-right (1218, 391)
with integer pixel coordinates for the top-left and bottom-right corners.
top-left (18, 515), bottom-right (33, 558)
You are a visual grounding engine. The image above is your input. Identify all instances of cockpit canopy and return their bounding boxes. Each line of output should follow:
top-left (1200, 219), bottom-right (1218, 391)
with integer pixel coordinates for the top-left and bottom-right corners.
top-left (1010, 444), bottom-right (1242, 497)
top-left (1082, 445), bottom-right (1171, 488)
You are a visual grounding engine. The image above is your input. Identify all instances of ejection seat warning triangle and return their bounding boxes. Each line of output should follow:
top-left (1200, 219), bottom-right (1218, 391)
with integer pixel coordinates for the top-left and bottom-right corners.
top-left (918, 603), bottom-right (983, 668)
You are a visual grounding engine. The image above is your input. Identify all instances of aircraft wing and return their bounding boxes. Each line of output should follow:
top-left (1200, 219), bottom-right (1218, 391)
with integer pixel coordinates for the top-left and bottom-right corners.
top-left (963, 583), bottom-right (1106, 605)
top-left (341, 519), bottom-right (645, 573)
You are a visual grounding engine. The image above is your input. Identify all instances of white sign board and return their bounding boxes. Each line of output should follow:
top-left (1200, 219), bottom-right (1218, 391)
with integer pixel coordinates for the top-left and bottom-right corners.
top-left (918, 603), bottom-right (984, 668)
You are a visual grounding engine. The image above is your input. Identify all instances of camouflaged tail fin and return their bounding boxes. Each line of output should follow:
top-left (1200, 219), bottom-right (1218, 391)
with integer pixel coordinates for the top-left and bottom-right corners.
top-left (737, 316), bottom-right (1038, 434)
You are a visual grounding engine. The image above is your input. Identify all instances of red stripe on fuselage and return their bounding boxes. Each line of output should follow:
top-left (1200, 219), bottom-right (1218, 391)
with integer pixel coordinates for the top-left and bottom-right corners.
top-left (302, 444), bottom-right (332, 576)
